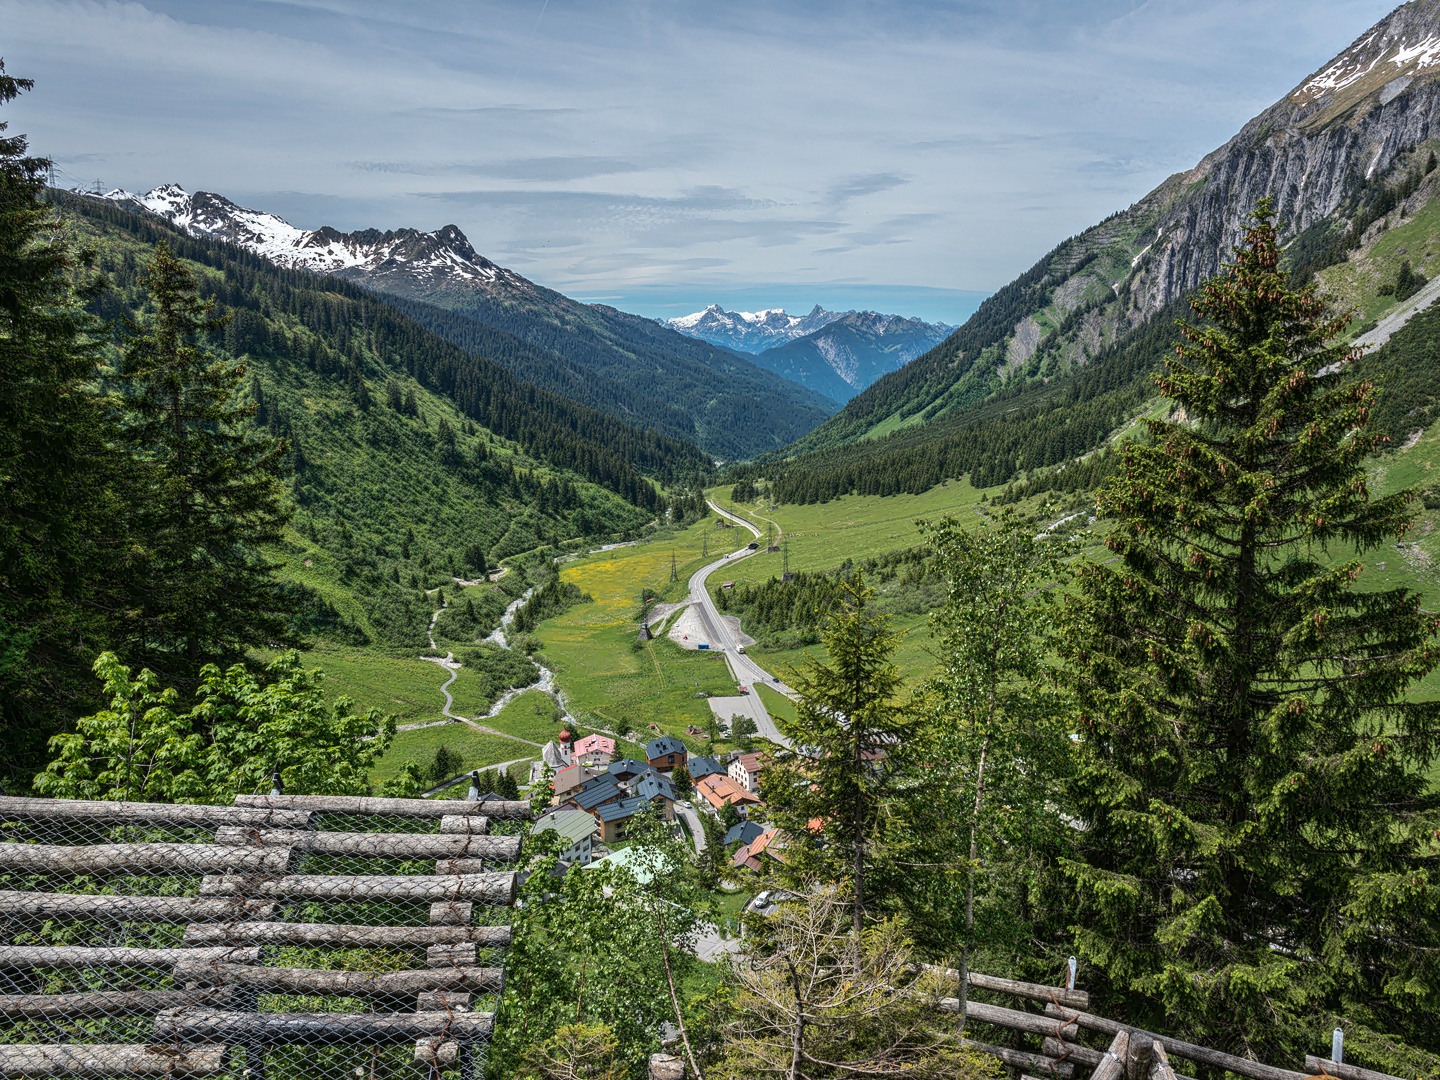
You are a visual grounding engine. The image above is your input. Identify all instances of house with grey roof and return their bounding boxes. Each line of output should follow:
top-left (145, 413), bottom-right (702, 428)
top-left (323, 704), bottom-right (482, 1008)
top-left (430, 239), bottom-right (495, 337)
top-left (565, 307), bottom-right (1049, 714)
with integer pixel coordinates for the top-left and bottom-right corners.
top-left (633, 771), bottom-right (677, 808)
top-left (645, 735), bottom-right (688, 773)
top-left (724, 820), bottom-right (766, 847)
top-left (593, 795), bottom-right (666, 844)
top-left (564, 774), bottom-right (625, 813)
top-left (607, 758), bottom-right (651, 783)
top-left (687, 755), bottom-right (725, 781)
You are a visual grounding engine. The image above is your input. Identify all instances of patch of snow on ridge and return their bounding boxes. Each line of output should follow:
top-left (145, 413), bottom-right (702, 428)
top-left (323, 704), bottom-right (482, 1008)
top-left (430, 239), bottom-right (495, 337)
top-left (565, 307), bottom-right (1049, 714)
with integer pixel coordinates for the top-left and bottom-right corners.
top-left (1302, 49), bottom-right (1383, 97)
top-left (1299, 27), bottom-right (1440, 100)
top-left (1390, 34), bottom-right (1440, 71)
top-left (814, 335), bottom-right (860, 387)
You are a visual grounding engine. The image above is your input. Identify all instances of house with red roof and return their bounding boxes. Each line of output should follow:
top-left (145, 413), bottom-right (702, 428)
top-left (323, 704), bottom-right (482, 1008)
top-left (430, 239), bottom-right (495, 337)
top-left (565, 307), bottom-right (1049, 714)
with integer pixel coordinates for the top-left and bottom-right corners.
top-left (695, 773), bottom-right (761, 815)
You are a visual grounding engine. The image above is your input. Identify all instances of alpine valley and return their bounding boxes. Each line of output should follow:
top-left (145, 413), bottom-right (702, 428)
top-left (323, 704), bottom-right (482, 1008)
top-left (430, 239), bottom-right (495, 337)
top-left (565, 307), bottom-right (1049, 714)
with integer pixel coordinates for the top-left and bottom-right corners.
top-left (745, 0), bottom-right (1440, 505)
top-left (12, 0), bottom-right (1440, 1072)
top-left (89, 185), bottom-right (840, 460)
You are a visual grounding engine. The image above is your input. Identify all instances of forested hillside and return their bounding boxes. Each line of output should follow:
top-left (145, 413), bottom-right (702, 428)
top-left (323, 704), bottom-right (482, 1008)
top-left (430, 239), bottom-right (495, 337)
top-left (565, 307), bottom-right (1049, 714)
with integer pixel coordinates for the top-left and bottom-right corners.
top-left (92, 184), bottom-right (839, 460)
top-left (369, 274), bottom-right (839, 460)
top-left (1, 167), bottom-right (715, 779)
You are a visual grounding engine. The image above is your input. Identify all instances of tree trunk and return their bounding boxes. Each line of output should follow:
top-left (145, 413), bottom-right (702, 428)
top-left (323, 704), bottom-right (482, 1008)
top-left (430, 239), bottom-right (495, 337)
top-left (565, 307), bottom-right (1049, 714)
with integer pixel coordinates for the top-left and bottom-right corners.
top-left (957, 734), bottom-right (990, 1032)
top-left (784, 953), bottom-right (804, 1080)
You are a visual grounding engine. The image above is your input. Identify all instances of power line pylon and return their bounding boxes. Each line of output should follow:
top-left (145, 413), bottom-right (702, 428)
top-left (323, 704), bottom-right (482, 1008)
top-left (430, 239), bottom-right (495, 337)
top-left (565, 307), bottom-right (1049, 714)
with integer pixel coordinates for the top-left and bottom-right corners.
top-left (670, 551), bottom-right (678, 582)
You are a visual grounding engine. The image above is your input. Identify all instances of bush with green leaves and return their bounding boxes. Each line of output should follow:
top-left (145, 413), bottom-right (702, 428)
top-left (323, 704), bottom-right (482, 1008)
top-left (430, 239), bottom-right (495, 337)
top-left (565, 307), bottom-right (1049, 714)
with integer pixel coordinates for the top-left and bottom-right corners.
top-left (35, 650), bottom-right (394, 802)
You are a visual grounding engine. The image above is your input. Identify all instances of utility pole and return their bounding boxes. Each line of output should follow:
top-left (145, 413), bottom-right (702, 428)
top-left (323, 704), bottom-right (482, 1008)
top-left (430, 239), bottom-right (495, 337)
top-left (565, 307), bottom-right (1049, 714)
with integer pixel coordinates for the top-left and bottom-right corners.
top-left (783, 536), bottom-right (792, 581)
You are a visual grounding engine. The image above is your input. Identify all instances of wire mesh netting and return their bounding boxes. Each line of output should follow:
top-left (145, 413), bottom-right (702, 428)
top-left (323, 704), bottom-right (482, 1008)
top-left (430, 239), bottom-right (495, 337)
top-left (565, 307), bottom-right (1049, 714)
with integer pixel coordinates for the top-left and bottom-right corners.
top-left (0, 794), bottom-right (530, 1080)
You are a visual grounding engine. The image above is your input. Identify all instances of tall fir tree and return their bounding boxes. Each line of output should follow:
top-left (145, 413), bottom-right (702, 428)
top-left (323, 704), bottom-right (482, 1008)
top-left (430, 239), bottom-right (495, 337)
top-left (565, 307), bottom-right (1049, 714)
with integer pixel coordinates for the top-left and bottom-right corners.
top-left (764, 575), bottom-right (918, 933)
top-left (0, 65), bottom-right (125, 777)
top-left (1061, 202), bottom-right (1440, 1067)
top-left (117, 244), bottom-right (294, 674)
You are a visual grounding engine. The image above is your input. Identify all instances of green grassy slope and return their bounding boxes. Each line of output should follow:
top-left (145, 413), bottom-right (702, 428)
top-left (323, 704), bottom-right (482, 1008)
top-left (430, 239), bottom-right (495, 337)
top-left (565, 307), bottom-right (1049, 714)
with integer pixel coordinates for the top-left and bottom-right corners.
top-left (66, 194), bottom-right (713, 656)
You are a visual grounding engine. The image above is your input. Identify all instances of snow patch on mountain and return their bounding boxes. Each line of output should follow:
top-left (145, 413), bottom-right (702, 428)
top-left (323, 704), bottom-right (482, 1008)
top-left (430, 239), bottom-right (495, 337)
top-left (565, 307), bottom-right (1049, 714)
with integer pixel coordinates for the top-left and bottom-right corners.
top-left (1298, 17), bottom-right (1440, 102)
top-left (83, 184), bottom-right (524, 289)
top-left (663, 303), bottom-right (846, 353)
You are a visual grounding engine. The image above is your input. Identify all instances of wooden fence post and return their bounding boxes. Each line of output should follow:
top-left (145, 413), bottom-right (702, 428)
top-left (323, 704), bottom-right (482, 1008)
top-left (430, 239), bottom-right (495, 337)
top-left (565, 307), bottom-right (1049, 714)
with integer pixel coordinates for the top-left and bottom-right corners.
top-left (1090, 1030), bottom-right (1131, 1080)
top-left (1125, 1033), bottom-right (1154, 1080)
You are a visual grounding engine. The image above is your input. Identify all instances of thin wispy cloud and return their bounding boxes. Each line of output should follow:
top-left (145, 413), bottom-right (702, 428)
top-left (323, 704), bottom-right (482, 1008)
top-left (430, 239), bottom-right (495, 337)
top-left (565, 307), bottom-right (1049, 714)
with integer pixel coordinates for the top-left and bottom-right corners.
top-left (0, 0), bottom-right (1399, 323)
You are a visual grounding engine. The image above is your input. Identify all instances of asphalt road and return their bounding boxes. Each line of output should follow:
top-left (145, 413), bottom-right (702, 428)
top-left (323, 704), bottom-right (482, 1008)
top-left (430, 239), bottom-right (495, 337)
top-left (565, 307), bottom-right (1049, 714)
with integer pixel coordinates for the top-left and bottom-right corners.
top-left (675, 803), bottom-right (708, 853)
top-left (685, 502), bottom-right (797, 747)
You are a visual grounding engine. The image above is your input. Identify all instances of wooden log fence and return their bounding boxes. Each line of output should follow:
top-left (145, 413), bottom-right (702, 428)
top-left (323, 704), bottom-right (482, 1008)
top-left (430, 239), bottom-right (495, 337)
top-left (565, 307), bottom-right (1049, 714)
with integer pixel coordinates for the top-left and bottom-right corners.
top-left (0, 843), bottom-right (292, 875)
top-left (0, 988), bottom-right (234, 1019)
top-left (0, 797), bottom-right (309, 829)
top-left (927, 973), bottom-right (1414, 1080)
top-left (1305, 1059), bottom-right (1408, 1080)
top-left (198, 870), bottom-right (517, 903)
top-left (233, 793), bottom-right (530, 819)
top-left (173, 962), bottom-right (506, 996)
top-left (0, 946), bottom-right (261, 970)
top-left (151, 1008), bottom-right (496, 1043)
top-left (180, 920), bottom-right (512, 948)
top-left (0, 793), bottom-right (530, 1078)
top-left (0, 891), bottom-right (275, 922)
top-left (0, 1044), bottom-right (228, 1077)
top-left (212, 827), bottom-right (519, 860)
top-left (920, 962), bottom-right (1090, 1010)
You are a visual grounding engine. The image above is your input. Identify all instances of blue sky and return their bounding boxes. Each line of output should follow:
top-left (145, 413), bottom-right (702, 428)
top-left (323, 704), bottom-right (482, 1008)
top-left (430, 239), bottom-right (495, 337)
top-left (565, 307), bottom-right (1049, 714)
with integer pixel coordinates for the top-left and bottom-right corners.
top-left (0, 0), bottom-right (1399, 324)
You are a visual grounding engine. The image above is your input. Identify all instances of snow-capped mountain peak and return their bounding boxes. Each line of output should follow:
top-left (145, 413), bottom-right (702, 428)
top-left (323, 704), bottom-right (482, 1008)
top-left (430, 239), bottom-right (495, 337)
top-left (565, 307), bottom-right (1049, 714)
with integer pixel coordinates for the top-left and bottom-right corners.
top-left (663, 303), bottom-right (845, 353)
top-left (83, 184), bottom-right (524, 288)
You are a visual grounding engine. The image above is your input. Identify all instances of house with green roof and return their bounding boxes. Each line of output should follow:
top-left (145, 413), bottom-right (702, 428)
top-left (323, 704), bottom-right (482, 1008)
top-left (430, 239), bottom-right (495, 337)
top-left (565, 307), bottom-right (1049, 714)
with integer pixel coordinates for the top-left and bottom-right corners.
top-left (533, 808), bottom-right (599, 866)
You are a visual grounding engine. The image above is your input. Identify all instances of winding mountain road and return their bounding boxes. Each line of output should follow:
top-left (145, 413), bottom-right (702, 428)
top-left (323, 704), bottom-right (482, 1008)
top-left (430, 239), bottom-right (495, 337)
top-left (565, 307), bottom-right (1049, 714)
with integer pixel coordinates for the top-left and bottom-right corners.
top-left (682, 501), bottom-right (799, 747)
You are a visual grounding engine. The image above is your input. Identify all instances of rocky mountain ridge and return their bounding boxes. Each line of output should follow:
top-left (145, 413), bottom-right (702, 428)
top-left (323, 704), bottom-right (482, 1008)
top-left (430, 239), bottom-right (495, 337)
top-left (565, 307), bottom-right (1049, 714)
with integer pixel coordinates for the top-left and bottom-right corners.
top-left (750, 310), bottom-right (956, 403)
top-left (93, 184), bottom-right (528, 290)
top-left (791, 0), bottom-right (1440, 452)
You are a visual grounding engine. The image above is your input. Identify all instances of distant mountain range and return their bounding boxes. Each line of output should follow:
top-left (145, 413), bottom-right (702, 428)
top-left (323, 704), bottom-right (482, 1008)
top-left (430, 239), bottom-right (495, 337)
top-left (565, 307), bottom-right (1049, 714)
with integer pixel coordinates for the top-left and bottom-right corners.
top-left (89, 185), bottom-right (836, 460)
top-left (666, 304), bottom-right (846, 353)
top-left (665, 304), bottom-right (954, 401)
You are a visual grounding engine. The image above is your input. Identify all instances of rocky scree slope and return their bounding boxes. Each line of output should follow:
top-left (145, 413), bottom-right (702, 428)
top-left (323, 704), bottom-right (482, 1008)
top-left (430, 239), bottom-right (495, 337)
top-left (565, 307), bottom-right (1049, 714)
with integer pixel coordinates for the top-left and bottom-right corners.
top-left (89, 185), bottom-right (836, 461)
top-left (787, 0), bottom-right (1440, 455)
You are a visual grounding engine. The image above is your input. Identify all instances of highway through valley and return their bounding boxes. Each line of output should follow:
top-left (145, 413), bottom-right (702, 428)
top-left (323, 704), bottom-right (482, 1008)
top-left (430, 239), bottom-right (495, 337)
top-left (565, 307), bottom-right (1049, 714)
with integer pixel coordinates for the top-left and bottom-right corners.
top-left (681, 502), bottom-right (797, 747)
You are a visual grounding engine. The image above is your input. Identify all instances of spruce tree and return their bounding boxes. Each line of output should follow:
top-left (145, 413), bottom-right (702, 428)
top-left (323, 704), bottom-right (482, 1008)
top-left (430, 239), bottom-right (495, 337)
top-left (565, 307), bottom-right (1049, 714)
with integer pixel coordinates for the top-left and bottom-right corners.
top-left (765, 575), bottom-right (918, 933)
top-left (0, 65), bottom-right (122, 774)
top-left (118, 244), bottom-right (293, 673)
top-left (1062, 203), bottom-right (1440, 1065)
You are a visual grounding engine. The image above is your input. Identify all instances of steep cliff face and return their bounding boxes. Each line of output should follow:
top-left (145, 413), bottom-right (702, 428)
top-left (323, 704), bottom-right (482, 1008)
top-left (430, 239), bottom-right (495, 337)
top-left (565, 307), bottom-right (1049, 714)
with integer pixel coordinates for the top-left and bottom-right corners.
top-left (1131, 0), bottom-right (1440, 319)
top-left (792, 0), bottom-right (1440, 453)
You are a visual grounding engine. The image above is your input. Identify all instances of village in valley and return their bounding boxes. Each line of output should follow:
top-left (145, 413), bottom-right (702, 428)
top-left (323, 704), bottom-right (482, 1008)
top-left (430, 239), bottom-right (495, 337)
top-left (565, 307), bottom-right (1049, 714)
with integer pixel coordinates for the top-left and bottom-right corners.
top-left (531, 724), bottom-right (775, 894)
